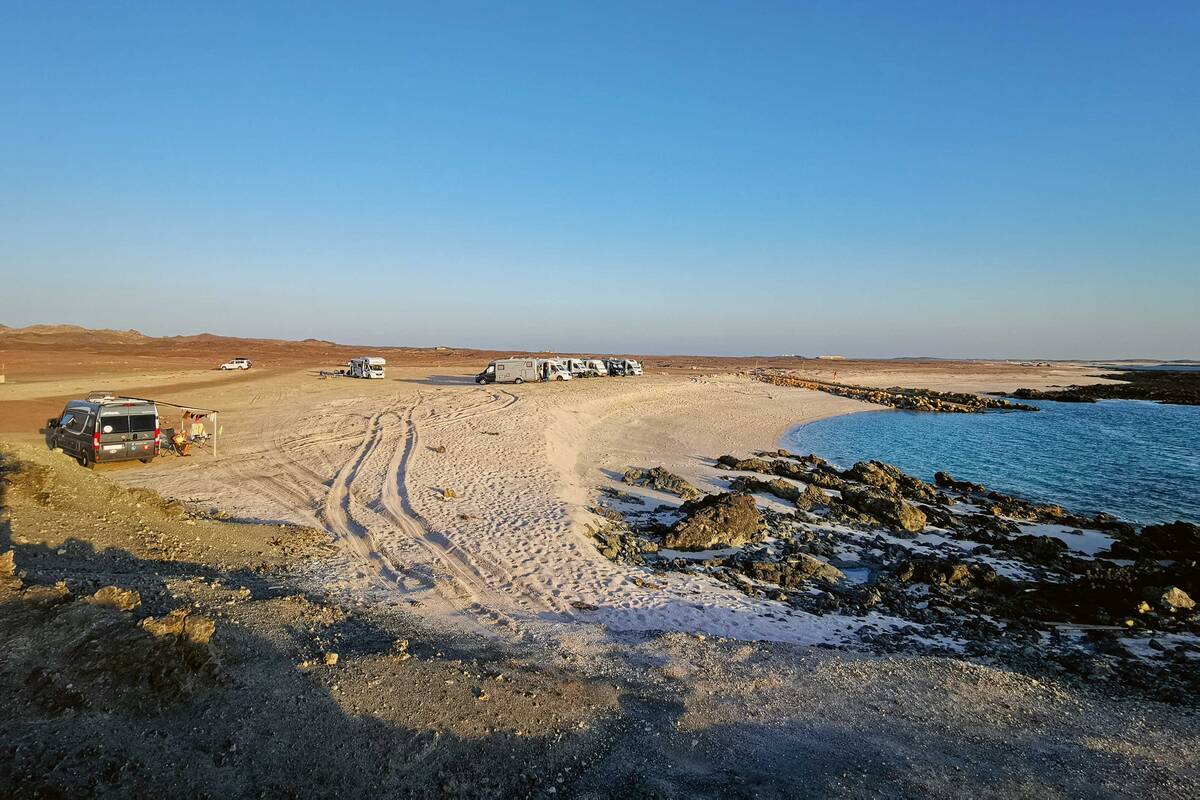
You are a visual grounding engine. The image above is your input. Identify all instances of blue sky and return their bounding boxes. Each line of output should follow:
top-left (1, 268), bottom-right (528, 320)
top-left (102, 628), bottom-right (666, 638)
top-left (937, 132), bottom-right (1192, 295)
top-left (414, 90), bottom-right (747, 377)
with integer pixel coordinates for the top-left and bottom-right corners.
top-left (2, 1), bottom-right (1197, 358)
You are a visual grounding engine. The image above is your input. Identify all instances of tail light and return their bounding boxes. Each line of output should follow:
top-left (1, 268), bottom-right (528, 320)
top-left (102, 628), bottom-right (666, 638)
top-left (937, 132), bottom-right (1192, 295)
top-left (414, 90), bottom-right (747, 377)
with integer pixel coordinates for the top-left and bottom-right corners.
top-left (92, 431), bottom-right (100, 453)
top-left (154, 427), bottom-right (161, 453)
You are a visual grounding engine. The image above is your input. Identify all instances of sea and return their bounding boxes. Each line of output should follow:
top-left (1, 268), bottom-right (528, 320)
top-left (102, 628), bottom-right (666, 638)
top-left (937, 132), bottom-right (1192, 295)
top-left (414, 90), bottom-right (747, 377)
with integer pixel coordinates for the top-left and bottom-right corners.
top-left (783, 399), bottom-right (1200, 526)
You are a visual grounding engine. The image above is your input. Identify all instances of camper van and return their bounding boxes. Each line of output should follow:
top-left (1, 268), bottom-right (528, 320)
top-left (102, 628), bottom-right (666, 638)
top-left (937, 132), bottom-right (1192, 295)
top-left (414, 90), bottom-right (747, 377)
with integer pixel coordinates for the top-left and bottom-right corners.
top-left (348, 357), bottom-right (386, 379)
top-left (606, 359), bottom-right (644, 377)
top-left (584, 359), bottom-right (609, 377)
top-left (46, 392), bottom-right (160, 468)
top-left (556, 358), bottom-right (597, 378)
top-left (476, 358), bottom-right (572, 384)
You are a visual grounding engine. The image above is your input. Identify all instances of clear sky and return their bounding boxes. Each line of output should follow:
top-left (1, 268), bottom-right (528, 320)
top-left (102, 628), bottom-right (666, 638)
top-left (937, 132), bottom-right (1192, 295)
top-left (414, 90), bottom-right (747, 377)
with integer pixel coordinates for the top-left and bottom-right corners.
top-left (2, 1), bottom-right (1197, 358)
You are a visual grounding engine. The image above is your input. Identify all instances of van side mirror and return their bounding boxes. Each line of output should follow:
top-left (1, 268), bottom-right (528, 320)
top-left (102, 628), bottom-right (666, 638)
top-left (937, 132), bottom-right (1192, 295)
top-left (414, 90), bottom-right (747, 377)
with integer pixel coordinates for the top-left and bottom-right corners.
top-left (47, 418), bottom-right (59, 428)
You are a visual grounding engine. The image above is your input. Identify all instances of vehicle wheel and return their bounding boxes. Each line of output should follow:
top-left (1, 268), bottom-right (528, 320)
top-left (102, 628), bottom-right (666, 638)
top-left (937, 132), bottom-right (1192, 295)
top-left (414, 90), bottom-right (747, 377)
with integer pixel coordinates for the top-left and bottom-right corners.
top-left (139, 458), bottom-right (154, 464)
top-left (79, 449), bottom-right (93, 469)
top-left (475, 378), bottom-right (486, 384)
top-left (514, 378), bottom-right (524, 384)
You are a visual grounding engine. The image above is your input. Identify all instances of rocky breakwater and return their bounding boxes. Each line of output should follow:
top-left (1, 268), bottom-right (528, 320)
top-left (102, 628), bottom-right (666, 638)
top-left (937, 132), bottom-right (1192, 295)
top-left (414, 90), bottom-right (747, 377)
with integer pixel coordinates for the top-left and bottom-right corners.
top-left (588, 453), bottom-right (1200, 702)
top-left (996, 369), bottom-right (1200, 406)
top-left (754, 371), bottom-right (1038, 412)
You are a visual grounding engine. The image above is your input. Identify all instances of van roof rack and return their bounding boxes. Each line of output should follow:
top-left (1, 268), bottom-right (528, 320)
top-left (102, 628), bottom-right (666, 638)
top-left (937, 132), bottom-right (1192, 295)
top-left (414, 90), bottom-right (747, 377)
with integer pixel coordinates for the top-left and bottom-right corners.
top-left (86, 390), bottom-right (119, 401)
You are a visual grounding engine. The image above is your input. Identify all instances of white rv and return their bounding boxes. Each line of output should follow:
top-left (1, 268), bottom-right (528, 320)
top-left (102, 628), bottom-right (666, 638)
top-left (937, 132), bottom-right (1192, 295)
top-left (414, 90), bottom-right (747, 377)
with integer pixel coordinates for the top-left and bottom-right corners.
top-left (556, 358), bottom-right (597, 378)
top-left (606, 359), bottom-right (643, 376)
top-left (583, 359), bottom-right (609, 377)
top-left (348, 356), bottom-right (386, 379)
top-left (476, 358), bottom-right (572, 384)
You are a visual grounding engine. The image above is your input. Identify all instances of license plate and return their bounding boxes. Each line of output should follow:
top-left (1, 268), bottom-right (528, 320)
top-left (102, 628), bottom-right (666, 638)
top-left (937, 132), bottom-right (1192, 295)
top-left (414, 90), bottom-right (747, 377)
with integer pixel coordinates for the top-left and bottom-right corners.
top-left (104, 445), bottom-right (123, 452)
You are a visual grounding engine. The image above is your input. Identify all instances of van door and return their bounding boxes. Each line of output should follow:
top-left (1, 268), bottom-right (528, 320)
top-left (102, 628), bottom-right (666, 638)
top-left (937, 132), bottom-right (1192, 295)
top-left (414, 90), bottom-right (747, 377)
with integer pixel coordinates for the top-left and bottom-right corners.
top-left (58, 409), bottom-right (88, 456)
top-left (97, 412), bottom-right (157, 461)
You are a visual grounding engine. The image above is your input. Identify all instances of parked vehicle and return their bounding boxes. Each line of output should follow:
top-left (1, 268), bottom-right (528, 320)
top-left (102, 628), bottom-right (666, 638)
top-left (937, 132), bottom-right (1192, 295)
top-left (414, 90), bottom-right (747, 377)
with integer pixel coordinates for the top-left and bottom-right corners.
top-left (46, 392), bottom-right (160, 468)
top-left (605, 358), bottom-right (643, 376)
top-left (219, 357), bottom-right (252, 370)
top-left (556, 358), bottom-right (598, 377)
top-left (348, 356), bottom-right (386, 379)
top-left (584, 359), bottom-right (609, 377)
top-left (476, 358), bottom-right (572, 384)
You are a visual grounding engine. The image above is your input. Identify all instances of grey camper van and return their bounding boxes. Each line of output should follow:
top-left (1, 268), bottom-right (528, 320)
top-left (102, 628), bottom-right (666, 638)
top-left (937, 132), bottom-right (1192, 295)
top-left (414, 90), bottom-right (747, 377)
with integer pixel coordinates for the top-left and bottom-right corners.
top-left (46, 392), bottom-right (160, 468)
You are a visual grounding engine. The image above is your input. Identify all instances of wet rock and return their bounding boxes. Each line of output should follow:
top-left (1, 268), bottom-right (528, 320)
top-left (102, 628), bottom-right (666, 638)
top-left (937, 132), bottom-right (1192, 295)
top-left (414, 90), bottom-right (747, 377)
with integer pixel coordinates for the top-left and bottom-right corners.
top-left (934, 471), bottom-right (986, 494)
top-left (664, 493), bottom-right (763, 550)
top-left (622, 466), bottom-right (702, 501)
top-left (84, 586), bottom-right (141, 612)
top-left (840, 486), bottom-right (927, 532)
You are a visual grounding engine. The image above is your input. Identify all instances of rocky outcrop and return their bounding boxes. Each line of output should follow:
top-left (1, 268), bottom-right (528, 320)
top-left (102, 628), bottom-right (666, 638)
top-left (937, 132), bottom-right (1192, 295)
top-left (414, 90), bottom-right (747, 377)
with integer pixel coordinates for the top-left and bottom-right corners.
top-left (844, 461), bottom-right (936, 503)
top-left (1006, 534), bottom-right (1069, 565)
top-left (664, 493), bottom-right (763, 551)
top-left (839, 486), bottom-right (927, 532)
top-left (622, 466), bottom-right (702, 501)
top-left (716, 456), bottom-right (774, 474)
top-left (999, 370), bottom-right (1200, 406)
top-left (794, 484), bottom-right (830, 511)
top-left (739, 553), bottom-right (844, 587)
top-left (754, 372), bottom-right (1039, 412)
top-left (1128, 521), bottom-right (1200, 559)
top-left (728, 475), bottom-right (801, 502)
top-left (893, 559), bottom-right (999, 589)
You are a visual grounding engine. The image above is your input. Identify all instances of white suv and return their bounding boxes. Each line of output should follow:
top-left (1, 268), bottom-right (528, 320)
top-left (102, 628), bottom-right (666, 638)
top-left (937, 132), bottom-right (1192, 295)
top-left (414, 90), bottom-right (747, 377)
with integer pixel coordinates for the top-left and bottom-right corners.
top-left (219, 357), bottom-right (252, 370)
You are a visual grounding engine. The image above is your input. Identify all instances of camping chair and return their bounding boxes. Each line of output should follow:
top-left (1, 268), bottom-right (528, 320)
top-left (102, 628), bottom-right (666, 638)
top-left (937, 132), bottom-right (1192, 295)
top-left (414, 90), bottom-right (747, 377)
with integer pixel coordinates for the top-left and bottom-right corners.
top-left (162, 427), bottom-right (190, 456)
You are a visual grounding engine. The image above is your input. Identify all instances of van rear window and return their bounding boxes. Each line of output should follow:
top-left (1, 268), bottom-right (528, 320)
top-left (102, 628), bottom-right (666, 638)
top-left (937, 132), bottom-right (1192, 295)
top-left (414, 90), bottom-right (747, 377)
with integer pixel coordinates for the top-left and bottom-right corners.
top-left (99, 413), bottom-right (156, 433)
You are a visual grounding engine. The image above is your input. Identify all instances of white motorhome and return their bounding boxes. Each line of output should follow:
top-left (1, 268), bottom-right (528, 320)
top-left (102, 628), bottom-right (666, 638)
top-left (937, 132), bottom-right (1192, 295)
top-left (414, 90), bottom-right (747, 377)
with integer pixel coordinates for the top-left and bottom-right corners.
top-left (583, 359), bottom-right (609, 377)
top-left (348, 356), bottom-right (386, 379)
top-left (606, 358), bottom-right (643, 376)
top-left (476, 358), bottom-right (572, 384)
top-left (556, 358), bottom-right (596, 377)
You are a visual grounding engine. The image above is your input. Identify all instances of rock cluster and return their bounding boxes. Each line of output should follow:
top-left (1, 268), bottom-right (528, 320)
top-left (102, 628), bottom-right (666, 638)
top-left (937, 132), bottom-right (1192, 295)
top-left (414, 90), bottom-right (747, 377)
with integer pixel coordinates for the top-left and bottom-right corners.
top-left (663, 493), bottom-right (763, 551)
top-left (999, 369), bottom-right (1200, 406)
top-left (593, 446), bottom-right (1198, 701)
top-left (622, 466), bottom-right (702, 501)
top-left (754, 372), bottom-right (1038, 412)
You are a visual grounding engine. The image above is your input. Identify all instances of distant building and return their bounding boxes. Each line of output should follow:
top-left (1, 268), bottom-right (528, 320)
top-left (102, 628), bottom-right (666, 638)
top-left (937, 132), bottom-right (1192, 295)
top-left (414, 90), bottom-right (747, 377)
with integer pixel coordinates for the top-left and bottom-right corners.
top-left (816, 355), bottom-right (845, 360)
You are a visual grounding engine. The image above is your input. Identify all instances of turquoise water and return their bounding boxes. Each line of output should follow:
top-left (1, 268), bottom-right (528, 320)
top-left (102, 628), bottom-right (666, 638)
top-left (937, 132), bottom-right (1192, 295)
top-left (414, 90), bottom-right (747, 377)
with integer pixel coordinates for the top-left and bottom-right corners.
top-left (783, 400), bottom-right (1200, 525)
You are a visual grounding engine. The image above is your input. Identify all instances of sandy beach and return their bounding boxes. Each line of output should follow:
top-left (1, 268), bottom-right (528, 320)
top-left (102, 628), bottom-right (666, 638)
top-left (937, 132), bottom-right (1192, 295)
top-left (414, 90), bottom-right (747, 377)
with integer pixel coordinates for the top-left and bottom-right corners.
top-left (49, 362), bottom-right (1097, 644)
top-left (4, 344), bottom-right (1198, 797)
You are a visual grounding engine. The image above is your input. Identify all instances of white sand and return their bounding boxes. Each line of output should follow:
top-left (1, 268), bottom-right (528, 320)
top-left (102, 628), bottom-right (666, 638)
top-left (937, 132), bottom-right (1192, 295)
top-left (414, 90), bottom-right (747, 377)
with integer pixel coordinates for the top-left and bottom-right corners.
top-left (109, 365), bottom-right (1103, 645)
